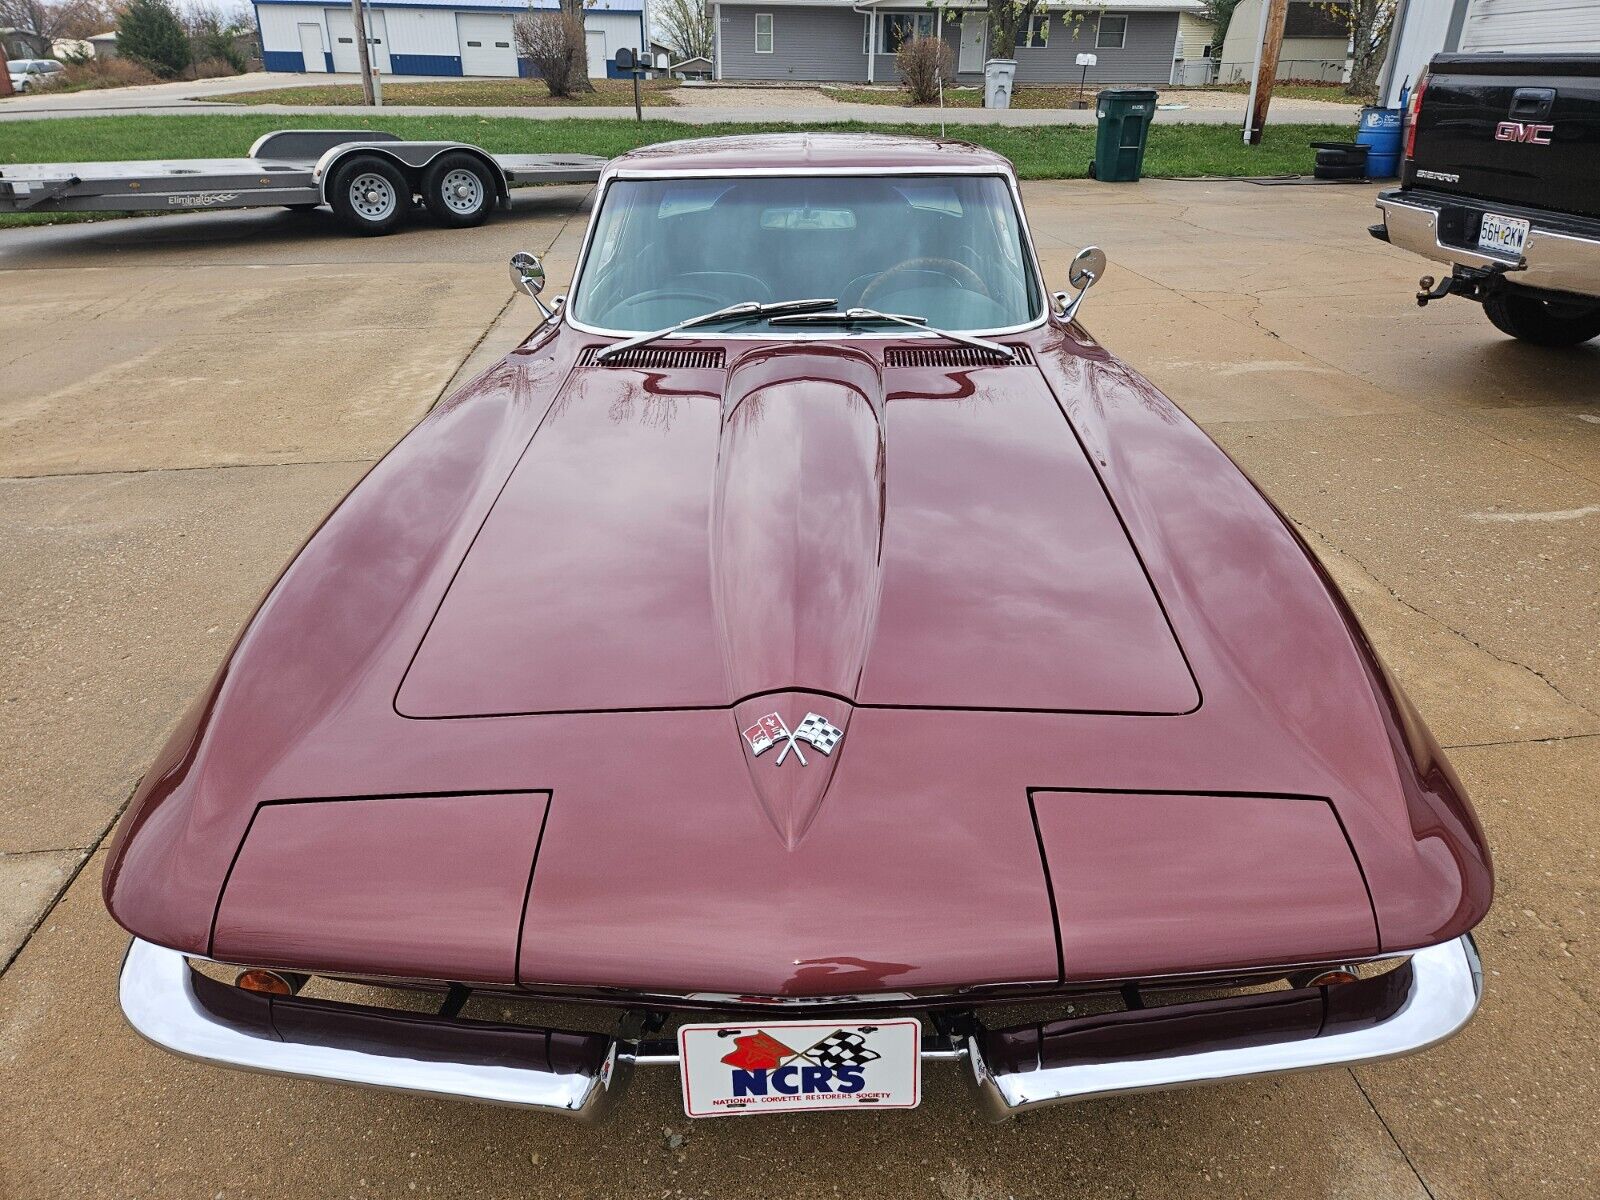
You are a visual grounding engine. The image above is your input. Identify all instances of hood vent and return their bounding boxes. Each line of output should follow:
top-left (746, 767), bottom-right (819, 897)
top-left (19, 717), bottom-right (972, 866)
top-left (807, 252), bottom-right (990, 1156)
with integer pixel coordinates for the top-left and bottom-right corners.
top-left (884, 344), bottom-right (1034, 368)
top-left (579, 345), bottom-right (726, 370)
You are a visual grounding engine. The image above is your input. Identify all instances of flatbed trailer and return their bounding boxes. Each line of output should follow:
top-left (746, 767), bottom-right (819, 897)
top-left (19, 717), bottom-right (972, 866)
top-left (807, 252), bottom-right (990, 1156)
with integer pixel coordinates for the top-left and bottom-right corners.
top-left (0, 129), bottom-right (606, 236)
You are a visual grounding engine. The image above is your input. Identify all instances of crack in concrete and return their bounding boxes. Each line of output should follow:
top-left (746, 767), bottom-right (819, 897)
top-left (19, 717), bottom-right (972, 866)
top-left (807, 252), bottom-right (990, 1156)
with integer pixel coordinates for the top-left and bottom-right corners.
top-left (1290, 517), bottom-right (1598, 721)
top-left (0, 838), bottom-right (98, 977)
top-left (0, 457), bottom-right (376, 484)
top-left (1442, 730), bottom-right (1600, 751)
top-left (1349, 1070), bottom-right (1443, 1200)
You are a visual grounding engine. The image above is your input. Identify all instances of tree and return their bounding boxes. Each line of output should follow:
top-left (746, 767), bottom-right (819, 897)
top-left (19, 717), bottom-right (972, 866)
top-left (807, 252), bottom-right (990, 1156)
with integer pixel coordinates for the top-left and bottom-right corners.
top-left (1200, 0), bottom-right (1244, 48)
top-left (514, 8), bottom-right (587, 98)
top-left (656, 0), bottom-right (712, 62)
top-left (117, 0), bottom-right (192, 78)
top-left (182, 1), bottom-right (253, 72)
top-left (1320, 1), bottom-right (1396, 99)
top-left (983, 1), bottom-right (1095, 62)
top-left (0, 0), bottom-right (116, 42)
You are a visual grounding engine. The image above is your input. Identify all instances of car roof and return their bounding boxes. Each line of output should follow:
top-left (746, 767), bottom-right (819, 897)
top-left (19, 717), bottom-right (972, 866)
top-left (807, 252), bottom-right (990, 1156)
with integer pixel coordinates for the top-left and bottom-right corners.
top-left (603, 132), bottom-right (1018, 177)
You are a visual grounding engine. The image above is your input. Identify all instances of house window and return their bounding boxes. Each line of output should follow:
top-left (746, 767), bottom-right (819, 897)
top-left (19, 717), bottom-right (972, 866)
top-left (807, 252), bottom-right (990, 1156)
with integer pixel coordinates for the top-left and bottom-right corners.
top-left (878, 12), bottom-right (935, 54)
top-left (1096, 15), bottom-right (1127, 49)
top-left (755, 13), bottom-right (773, 54)
top-left (1022, 15), bottom-right (1049, 49)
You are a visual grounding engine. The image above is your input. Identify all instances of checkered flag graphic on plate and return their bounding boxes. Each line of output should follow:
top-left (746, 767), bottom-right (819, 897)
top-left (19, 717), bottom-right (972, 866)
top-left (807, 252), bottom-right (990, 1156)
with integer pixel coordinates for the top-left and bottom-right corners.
top-left (806, 1030), bottom-right (881, 1069)
top-left (794, 712), bottom-right (844, 756)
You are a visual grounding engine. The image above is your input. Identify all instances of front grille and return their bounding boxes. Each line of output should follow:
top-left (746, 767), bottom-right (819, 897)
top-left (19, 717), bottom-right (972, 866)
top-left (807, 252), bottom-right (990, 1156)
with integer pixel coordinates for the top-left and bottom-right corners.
top-left (884, 344), bottom-right (1034, 368)
top-left (579, 345), bottom-right (726, 369)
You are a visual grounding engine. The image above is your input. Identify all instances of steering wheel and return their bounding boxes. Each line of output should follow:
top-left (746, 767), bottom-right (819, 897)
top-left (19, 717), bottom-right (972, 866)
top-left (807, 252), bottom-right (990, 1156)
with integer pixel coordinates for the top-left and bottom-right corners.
top-left (859, 257), bottom-right (991, 308)
top-left (621, 287), bottom-right (729, 310)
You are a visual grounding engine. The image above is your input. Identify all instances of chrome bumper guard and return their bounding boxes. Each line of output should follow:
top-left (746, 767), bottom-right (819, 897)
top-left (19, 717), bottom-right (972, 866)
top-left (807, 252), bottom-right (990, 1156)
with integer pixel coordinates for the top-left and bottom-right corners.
top-left (1375, 191), bottom-right (1600, 298)
top-left (967, 936), bottom-right (1481, 1120)
top-left (121, 935), bottom-right (1481, 1122)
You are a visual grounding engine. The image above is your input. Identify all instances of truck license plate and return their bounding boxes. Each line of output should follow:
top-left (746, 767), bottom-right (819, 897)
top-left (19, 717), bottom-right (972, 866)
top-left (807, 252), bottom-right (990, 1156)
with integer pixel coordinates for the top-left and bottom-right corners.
top-left (678, 1018), bottom-right (921, 1117)
top-left (1478, 213), bottom-right (1530, 256)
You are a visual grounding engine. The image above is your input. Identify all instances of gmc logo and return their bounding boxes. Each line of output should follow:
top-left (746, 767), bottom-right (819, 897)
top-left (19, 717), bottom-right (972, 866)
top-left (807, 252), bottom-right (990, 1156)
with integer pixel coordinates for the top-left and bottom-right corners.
top-left (1495, 121), bottom-right (1554, 145)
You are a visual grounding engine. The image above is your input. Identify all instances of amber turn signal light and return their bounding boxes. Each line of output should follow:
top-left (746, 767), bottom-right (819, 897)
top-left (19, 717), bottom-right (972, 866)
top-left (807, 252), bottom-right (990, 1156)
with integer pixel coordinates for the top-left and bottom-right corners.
top-left (1308, 969), bottom-right (1360, 987)
top-left (236, 969), bottom-right (295, 996)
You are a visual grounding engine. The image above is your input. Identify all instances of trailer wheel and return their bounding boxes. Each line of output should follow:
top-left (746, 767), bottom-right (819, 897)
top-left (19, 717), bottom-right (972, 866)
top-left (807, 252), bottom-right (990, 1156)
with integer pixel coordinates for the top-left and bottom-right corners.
top-left (1483, 290), bottom-right (1600, 347)
top-left (329, 155), bottom-right (410, 237)
top-left (420, 153), bottom-right (497, 228)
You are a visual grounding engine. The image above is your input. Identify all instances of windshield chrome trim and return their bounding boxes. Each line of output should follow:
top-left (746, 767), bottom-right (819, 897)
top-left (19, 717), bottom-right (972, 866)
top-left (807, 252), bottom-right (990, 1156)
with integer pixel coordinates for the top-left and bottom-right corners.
top-left (563, 167), bottom-right (1051, 342)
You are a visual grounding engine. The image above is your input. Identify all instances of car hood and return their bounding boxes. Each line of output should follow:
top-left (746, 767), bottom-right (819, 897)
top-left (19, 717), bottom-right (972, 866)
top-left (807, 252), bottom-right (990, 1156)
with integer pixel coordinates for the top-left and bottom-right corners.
top-left (396, 343), bottom-right (1197, 719)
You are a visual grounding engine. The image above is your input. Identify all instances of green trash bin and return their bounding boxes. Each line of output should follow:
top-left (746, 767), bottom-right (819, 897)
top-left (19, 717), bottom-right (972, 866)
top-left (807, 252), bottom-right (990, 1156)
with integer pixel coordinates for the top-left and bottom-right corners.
top-left (1091, 87), bottom-right (1158, 182)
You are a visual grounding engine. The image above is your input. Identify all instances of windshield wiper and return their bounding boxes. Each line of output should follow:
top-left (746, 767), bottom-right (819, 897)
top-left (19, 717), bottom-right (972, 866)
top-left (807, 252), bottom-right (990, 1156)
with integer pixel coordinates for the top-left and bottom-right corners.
top-left (768, 306), bottom-right (1017, 362)
top-left (595, 297), bottom-right (838, 362)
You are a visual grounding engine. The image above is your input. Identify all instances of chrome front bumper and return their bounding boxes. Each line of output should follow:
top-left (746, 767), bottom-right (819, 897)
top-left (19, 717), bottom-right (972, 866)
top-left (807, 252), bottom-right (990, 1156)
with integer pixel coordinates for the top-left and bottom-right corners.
top-left (120, 935), bottom-right (1482, 1122)
top-left (1375, 191), bottom-right (1600, 298)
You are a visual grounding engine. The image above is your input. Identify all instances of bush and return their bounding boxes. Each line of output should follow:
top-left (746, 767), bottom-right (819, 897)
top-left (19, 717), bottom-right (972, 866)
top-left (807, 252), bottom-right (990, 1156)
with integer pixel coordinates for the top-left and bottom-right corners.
top-left (895, 34), bottom-right (953, 106)
top-left (54, 58), bottom-right (164, 91)
top-left (513, 10), bottom-right (588, 99)
top-left (191, 56), bottom-right (241, 79)
top-left (118, 0), bottom-right (193, 80)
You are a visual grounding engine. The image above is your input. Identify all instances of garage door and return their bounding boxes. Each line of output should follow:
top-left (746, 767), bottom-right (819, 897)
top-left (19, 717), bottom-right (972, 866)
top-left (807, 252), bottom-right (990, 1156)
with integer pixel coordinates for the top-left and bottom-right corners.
top-left (326, 8), bottom-right (391, 74)
top-left (458, 14), bottom-right (518, 77)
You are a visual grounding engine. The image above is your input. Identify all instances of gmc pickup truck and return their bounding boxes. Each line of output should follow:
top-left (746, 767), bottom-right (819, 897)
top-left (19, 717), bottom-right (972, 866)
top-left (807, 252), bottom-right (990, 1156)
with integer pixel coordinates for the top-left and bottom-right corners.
top-left (1372, 53), bottom-right (1600, 347)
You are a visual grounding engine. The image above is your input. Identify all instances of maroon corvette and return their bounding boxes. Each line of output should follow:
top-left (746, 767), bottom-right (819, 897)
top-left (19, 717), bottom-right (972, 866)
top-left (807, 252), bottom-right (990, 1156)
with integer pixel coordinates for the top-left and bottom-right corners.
top-left (106, 134), bottom-right (1491, 1122)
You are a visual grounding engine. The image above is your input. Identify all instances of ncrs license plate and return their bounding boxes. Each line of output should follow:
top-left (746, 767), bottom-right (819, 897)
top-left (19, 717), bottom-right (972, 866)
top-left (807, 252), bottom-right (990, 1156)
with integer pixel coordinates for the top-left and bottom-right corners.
top-left (1478, 212), bottom-right (1530, 256)
top-left (678, 1018), bottom-right (921, 1117)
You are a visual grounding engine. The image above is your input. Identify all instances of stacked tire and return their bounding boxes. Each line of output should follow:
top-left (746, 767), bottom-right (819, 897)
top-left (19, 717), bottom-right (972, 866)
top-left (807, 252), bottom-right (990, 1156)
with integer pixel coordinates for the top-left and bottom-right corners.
top-left (1309, 142), bottom-right (1370, 182)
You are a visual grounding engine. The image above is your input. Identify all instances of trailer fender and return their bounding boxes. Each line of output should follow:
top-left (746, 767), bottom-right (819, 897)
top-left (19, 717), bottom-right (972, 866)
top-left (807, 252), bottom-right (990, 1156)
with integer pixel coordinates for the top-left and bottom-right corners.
top-left (314, 143), bottom-right (508, 206)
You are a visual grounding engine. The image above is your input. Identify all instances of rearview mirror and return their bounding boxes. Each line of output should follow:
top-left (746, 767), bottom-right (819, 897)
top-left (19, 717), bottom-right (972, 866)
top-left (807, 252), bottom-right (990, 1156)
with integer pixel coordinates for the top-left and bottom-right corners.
top-left (1055, 245), bottom-right (1107, 323)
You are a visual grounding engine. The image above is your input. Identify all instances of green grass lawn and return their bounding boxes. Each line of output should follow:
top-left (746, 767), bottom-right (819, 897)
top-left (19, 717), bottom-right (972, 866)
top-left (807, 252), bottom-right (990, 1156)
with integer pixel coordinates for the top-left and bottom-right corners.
top-left (0, 113), bottom-right (1356, 227)
top-left (208, 77), bottom-right (680, 107)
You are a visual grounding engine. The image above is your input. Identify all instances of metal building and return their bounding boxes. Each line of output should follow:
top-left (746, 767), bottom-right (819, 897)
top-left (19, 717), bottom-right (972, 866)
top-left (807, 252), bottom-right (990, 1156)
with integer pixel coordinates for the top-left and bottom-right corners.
top-left (253, 0), bottom-right (649, 79)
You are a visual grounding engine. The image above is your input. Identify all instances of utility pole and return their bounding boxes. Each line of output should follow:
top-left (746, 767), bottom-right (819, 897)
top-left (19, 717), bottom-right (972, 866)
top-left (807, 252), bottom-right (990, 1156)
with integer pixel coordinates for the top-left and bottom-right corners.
top-left (350, 0), bottom-right (378, 106)
top-left (1243, 0), bottom-right (1288, 145)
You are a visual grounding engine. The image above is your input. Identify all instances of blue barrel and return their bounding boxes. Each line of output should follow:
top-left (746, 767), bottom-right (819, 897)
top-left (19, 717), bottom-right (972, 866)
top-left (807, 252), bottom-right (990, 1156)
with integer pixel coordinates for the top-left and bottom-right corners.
top-left (1357, 106), bottom-right (1403, 179)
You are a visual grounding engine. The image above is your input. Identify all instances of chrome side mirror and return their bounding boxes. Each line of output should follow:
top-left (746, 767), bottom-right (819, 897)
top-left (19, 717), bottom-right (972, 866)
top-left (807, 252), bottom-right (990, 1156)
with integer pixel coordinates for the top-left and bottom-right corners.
top-left (509, 251), bottom-right (557, 322)
top-left (1055, 245), bottom-right (1108, 323)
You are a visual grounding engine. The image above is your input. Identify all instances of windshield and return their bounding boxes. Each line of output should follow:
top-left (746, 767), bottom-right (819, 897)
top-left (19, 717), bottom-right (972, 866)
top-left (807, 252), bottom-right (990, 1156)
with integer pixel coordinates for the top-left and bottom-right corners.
top-left (570, 175), bottom-right (1042, 334)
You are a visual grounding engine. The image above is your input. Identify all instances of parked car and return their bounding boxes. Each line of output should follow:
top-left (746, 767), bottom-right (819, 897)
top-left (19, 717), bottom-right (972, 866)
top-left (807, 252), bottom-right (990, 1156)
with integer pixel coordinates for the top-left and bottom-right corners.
top-left (106, 133), bottom-right (1492, 1124)
top-left (6, 57), bottom-right (63, 91)
top-left (1373, 52), bottom-right (1600, 346)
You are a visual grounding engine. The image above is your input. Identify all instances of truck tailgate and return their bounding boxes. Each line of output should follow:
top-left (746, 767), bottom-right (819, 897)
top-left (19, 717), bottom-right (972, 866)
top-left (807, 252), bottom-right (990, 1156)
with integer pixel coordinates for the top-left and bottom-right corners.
top-left (1410, 53), bottom-right (1600, 219)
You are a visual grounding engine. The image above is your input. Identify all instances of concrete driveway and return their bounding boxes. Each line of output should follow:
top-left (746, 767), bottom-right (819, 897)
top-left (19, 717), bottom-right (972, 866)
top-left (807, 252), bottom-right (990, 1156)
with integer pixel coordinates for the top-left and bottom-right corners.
top-left (1, 180), bottom-right (1596, 1198)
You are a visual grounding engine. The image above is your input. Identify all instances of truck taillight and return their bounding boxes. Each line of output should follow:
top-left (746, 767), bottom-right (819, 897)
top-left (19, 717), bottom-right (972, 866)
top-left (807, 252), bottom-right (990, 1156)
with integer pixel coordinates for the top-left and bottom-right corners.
top-left (1403, 75), bottom-right (1428, 159)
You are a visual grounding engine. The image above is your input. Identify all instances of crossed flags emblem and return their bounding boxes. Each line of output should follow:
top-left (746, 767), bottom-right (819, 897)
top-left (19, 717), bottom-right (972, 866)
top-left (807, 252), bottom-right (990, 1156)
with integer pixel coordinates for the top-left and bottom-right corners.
top-left (741, 712), bottom-right (844, 767)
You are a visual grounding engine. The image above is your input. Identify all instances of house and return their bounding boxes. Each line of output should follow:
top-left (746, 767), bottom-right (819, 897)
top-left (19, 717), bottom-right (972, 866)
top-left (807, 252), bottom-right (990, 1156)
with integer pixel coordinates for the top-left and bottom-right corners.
top-left (87, 31), bottom-right (119, 59)
top-left (2, 27), bottom-right (51, 59)
top-left (1171, 8), bottom-right (1215, 84)
top-left (1380, 0), bottom-right (1600, 106)
top-left (1216, 0), bottom-right (1349, 84)
top-left (712, 1), bottom-right (1205, 87)
top-left (252, 0), bottom-right (650, 79)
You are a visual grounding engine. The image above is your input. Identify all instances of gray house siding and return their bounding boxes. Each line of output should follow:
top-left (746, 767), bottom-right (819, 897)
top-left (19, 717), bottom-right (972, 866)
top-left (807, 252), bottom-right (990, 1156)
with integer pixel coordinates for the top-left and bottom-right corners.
top-left (718, 6), bottom-right (868, 83)
top-left (717, 5), bottom-right (1179, 86)
top-left (1002, 12), bottom-right (1180, 85)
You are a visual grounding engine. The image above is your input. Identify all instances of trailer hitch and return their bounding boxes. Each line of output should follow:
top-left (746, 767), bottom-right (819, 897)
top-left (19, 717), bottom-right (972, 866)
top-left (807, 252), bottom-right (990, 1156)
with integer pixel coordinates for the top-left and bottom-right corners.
top-left (1416, 274), bottom-right (1455, 307)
